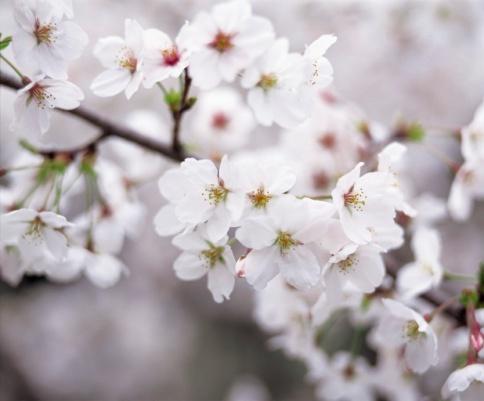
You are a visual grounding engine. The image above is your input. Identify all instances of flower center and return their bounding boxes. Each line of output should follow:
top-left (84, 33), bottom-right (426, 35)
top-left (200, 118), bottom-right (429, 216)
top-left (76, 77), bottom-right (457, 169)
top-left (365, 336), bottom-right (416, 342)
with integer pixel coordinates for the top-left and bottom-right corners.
top-left (248, 186), bottom-right (272, 209)
top-left (337, 254), bottom-right (358, 273)
top-left (342, 364), bottom-right (356, 380)
top-left (212, 112), bottom-right (230, 130)
top-left (275, 231), bottom-right (298, 253)
top-left (34, 19), bottom-right (56, 44)
top-left (162, 46), bottom-right (181, 66)
top-left (257, 73), bottom-right (278, 91)
top-left (405, 320), bottom-right (422, 340)
top-left (209, 32), bottom-right (234, 53)
top-left (319, 133), bottom-right (337, 149)
top-left (200, 243), bottom-right (225, 268)
top-left (29, 84), bottom-right (54, 109)
top-left (204, 184), bottom-right (228, 205)
top-left (23, 217), bottom-right (44, 244)
top-left (118, 48), bottom-right (138, 73)
top-left (343, 187), bottom-right (366, 212)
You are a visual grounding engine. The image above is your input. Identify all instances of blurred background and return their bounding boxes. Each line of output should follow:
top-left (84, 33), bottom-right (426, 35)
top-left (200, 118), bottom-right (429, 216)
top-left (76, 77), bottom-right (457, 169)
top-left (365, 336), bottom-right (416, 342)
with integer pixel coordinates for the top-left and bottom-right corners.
top-left (1, 0), bottom-right (484, 400)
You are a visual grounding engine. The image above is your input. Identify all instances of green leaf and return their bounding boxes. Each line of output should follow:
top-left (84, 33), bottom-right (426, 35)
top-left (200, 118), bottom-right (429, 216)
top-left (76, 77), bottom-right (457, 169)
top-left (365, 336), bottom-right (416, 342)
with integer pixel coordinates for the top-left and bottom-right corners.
top-left (164, 89), bottom-right (181, 110)
top-left (0, 35), bottom-right (12, 51)
top-left (19, 139), bottom-right (39, 155)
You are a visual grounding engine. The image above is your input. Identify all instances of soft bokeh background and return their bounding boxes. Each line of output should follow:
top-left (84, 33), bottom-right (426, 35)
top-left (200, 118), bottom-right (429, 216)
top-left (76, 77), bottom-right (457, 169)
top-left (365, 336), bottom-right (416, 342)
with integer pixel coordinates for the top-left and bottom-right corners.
top-left (1, 0), bottom-right (484, 400)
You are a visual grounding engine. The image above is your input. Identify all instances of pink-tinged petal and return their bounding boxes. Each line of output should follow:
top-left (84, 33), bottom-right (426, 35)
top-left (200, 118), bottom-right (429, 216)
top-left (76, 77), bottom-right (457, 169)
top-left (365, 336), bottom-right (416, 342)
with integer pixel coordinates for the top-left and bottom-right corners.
top-left (93, 36), bottom-right (126, 68)
top-left (173, 252), bottom-right (206, 280)
top-left (91, 69), bottom-right (131, 97)
top-left (332, 162), bottom-right (364, 209)
top-left (154, 204), bottom-right (186, 237)
top-left (44, 80), bottom-right (84, 110)
top-left (124, 19), bottom-right (144, 54)
top-left (405, 333), bottom-right (438, 373)
top-left (43, 228), bottom-right (68, 260)
top-left (190, 50), bottom-right (222, 90)
top-left (212, 0), bottom-right (251, 32)
top-left (207, 262), bottom-right (235, 303)
top-left (278, 246), bottom-right (321, 290)
top-left (247, 88), bottom-right (273, 126)
top-left (235, 217), bottom-right (276, 250)
top-left (38, 211), bottom-right (71, 228)
top-left (244, 247), bottom-right (279, 290)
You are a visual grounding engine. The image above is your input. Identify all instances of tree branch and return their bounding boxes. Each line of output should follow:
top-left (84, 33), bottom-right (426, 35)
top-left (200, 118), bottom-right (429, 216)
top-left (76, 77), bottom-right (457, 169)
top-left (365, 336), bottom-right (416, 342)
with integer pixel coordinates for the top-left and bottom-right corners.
top-left (0, 72), bottom-right (187, 161)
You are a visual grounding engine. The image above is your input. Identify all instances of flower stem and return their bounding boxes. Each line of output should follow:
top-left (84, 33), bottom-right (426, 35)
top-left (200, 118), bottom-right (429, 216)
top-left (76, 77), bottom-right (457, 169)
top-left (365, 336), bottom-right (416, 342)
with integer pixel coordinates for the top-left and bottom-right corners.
top-left (425, 296), bottom-right (458, 322)
top-left (0, 54), bottom-right (25, 80)
top-left (156, 82), bottom-right (168, 96)
top-left (444, 271), bottom-right (477, 283)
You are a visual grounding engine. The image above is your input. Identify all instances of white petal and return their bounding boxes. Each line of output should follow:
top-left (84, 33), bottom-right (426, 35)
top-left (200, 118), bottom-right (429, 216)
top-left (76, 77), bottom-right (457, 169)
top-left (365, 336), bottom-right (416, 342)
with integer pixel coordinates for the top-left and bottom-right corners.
top-left (154, 204), bottom-right (185, 237)
top-left (91, 69), bottom-right (132, 97)
top-left (278, 246), bottom-right (321, 289)
top-left (93, 36), bottom-right (126, 68)
top-left (44, 228), bottom-right (68, 260)
top-left (173, 252), bottom-right (206, 280)
top-left (244, 247), bottom-right (279, 290)
top-left (85, 253), bottom-right (126, 288)
top-left (235, 217), bottom-right (276, 250)
top-left (207, 263), bottom-right (235, 303)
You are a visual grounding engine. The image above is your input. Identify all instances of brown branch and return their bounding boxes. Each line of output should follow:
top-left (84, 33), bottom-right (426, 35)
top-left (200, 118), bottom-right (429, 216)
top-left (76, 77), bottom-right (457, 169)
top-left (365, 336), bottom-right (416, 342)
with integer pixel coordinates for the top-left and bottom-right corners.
top-left (0, 72), bottom-right (187, 161)
top-left (171, 68), bottom-right (193, 153)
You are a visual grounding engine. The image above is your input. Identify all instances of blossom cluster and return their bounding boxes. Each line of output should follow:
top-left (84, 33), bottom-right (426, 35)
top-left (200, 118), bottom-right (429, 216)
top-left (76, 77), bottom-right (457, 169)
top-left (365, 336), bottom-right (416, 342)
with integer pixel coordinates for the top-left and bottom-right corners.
top-left (0, 1), bottom-right (483, 401)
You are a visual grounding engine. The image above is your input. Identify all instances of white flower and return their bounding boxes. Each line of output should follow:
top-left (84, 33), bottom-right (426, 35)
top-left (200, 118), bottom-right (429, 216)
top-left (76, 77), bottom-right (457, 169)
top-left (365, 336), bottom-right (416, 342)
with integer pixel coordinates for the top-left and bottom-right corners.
top-left (83, 251), bottom-right (127, 288)
top-left (183, 0), bottom-right (274, 89)
top-left (448, 159), bottom-right (484, 221)
top-left (172, 228), bottom-right (235, 303)
top-left (461, 99), bottom-right (484, 162)
top-left (316, 352), bottom-right (375, 401)
top-left (241, 38), bottom-right (310, 128)
top-left (397, 226), bottom-right (443, 299)
top-left (0, 208), bottom-right (72, 263)
top-left (11, 75), bottom-right (83, 138)
top-left (229, 154), bottom-right (297, 220)
top-left (188, 87), bottom-right (255, 158)
top-left (236, 196), bottom-right (334, 290)
top-left (377, 142), bottom-right (416, 217)
top-left (376, 298), bottom-right (438, 373)
top-left (13, 0), bottom-right (88, 79)
top-left (442, 364), bottom-right (484, 401)
top-left (142, 25), bottom-right (190, 88)
top-left (303, 34), bottom-right (336, 87)
top-left (91, 19), bottom-right (145, 99)
top-left (155, 156), bottom-right (244, 241)
top-left (331, 162), bottom-right (403, 249)
top-left (324, 242), bottom-right (386, 294)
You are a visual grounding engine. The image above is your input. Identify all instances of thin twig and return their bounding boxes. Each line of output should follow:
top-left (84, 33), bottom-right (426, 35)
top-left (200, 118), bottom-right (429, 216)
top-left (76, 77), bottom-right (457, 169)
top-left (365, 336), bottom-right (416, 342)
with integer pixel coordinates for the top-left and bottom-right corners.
top-left (0, 72), bottom-right (188, 161)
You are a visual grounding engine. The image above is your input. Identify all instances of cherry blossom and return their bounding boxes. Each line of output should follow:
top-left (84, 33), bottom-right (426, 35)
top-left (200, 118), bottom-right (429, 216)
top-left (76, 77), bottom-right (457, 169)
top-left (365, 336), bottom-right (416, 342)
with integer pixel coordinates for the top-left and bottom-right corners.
top-left (331, 162), bottom-right (403, 248)
top-left (172, 227), bottom-right (235, 303)
top-left (155, 156), bottom-right (244, 241)
top-left (13, 0), bottom-right (88, 79)
top-left (91, 19), bottom-right (145, 99)
top-left (183, 0), bottom-right (274, 89)
top-left (0, 208), bottom-right (73, 263)
top-left (11, 74), bottom-right (84, 138)
top-left (397, 226), bottom-right (443, 299)
top-left (442, 364), bottom-right (484, 401)
top-left (375, 298), bottom-right (438, 373)
top-left (236, 196), bottom-right (334, 290)
top-left (303, 34), bottom-right (337, 87)
top-left (142, 25), bottom-right (191, 88)
top-left (241, 38), bottom-right (310, 128)
top-left (187, 87), bottom-right (254, 158)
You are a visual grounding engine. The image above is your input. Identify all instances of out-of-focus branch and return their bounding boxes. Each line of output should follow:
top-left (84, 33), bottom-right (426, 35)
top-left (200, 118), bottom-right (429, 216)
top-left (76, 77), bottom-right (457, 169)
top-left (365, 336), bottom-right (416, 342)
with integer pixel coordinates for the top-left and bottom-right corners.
top-left (385, 255), bottom-right (466, 326)
top-left (0, 72), bottom-right (188, 161)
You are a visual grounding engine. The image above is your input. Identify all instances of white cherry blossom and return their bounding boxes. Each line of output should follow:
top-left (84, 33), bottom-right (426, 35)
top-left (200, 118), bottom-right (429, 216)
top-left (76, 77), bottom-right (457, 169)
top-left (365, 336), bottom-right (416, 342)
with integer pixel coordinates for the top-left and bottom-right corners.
top-left (155, 156), bottom-right (244, 241)
top-left (304, 34), bottom-right (336, 87)
top-left (142, 25), bottom-right (191, 88)
top-left (13, 0), bottom-right (88, 79)
top-left (241, 38), bottom-right (310, 128)
top-left (183, 0), bottom-right (274, 89)
top-left (236, 196), bottom-right (334, 290)
top-left (187, 87), bottom-right (255, 158)
top-left (91, 19), bottom-right (145, 99)
top-left (0, 208), bottom-right (73, 263)
top-left (376, 298), bottom-right (438, 373)
top-left (397, 226), bottom-right (443, 299)
top-left (332, 162), bottom-right (403, 248)
top-left (442, 364), bottom-right (484, 401)
top-left (11, 75), bottom-right (84, 138)
top-left (172, 228), bottom-right (235, 303)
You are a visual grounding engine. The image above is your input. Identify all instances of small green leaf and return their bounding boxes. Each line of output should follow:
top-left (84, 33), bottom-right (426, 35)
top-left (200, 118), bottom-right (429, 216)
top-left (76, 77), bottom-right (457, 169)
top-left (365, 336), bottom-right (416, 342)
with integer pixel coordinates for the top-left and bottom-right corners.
top-left (186, 96), bottom-right (197, 109)
top-left (0, 35), bottom-right (12, 51)
top-left (19, 139), bottom-right (39, 155)
top-left (164, 89), bottom-right (181, 109)
top-left (459, 289), bottom-right (478, 306)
